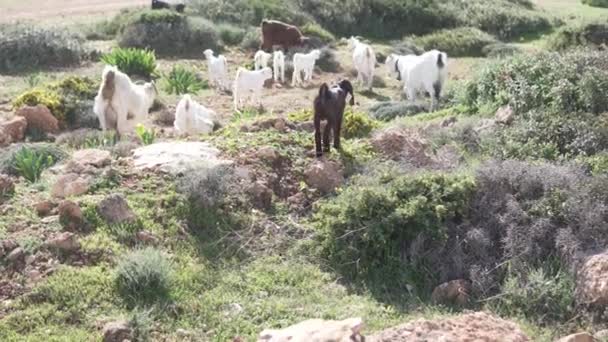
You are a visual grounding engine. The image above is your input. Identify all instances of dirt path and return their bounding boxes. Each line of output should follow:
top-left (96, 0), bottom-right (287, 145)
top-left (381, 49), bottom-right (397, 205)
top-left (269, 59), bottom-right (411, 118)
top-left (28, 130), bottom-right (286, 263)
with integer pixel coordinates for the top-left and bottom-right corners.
top-left (0, 0), bottom-right (148, 23)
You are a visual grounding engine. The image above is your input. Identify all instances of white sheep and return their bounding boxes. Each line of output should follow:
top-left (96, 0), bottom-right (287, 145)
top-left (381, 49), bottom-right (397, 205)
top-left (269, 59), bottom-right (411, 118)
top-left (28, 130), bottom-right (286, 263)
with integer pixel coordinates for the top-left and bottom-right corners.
top-left (348, 37), bottom-right (376, 91)
top-left (203, 49), bottom-right (230, 91)
top-left (254, 50), bottom-right (273, 70)
top-left (233, 67), bottom-right (273, 111)
top-left (386, 50), bottom-right (448, 111)
top-left (93, 65), bottom-right (156, 136)
top-left (273, 50), bottom-right (285, 83)
top-left (174, 94), bottom-right (216, 136)
top-left (291, 49), bottom-right (321, 87)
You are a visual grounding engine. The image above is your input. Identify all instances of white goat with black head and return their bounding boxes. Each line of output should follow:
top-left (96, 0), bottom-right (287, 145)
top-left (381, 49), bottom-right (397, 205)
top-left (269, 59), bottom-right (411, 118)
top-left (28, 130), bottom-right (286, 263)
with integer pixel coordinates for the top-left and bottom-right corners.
top-left (292, 49), bottom-right (321, 87)
top-left (203, 49), bottom-right (230, 91)
top-left (386, 50), bottom-right (448, 111)
top-left (93, 65), bottom-right (156, 136)
top-left (348, 37), bottom-right (376, 91)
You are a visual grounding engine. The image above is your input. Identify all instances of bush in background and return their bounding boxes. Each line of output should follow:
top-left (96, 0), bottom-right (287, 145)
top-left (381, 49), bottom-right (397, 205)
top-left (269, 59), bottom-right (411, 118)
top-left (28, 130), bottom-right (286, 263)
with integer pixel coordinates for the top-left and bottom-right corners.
top-left (413, 27), bottom-right (498, 57)
top-left (192, 0), bottom-right (311, 27)
top-left (342, 109), bottom-right (379, 139)
top-left (218, 23), bottom-right (247, 46)
top-left (162, 65), bottom-right (207, 95)
top-left (369, 101), bottom-right (427, 121)
top-left (301, 23), bottom-right (335, 44)
top-left (0, 24), bottom-right (85, 73)
top-left (482, 43), bottom-right (522, 58)
top-left (582, 0), bottom-right (608, 8)
top-left (240, 29), bottom-right (261, 50)
top-left (118, 10), bottom-right (221, 57)
top-left (115, 247), bottom-right (172, 305)
top-left (100, 48), bottom-right (158, 80)
top-left (549, 21), bottom-right (608, 51)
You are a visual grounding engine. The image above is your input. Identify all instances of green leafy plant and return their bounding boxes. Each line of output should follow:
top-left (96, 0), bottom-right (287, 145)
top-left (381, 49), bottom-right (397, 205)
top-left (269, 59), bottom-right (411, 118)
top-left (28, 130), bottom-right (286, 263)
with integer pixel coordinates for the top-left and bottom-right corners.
top-left (100, 47), bottom-right (158, 79)
top-left (13, 147), bottom-right (56, 183)
top-left (163, 64), bottom-right (206, 95)
top-left (135, 124), bottom-right (156, 145)
top-left (343, 108), bottom-right (379, 139)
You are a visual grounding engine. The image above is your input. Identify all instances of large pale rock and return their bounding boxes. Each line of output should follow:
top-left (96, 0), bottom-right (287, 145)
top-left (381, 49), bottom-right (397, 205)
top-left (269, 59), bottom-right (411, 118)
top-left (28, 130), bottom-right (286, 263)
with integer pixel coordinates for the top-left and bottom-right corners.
top-left (576, 252), bottom-right (608, 307)
top-left (46, 232), bottom-right (80, 252)
top-left (97, 193), bottom-right (136, 225)
top-left (133, 142), bottom-right (231, 175)
top-left (15, 105), bottom-right (59, 134)
top-left (0, 116), bottom-right (27, 144)
top-left (304, 159), bottom-right (344, 194)
top-left (371, 312), bottom-right (530, 342)
top-left (431, 279), bottom-right (471, 307)
top-left (555, 332), bottom-right (594, 342)
top-left (495, 105), bottom-right (514, 125)
top-left (58, 200), bottom-right (87, 232)
top-left (71, 149), bottom-right (111, 168)
top-left (258, 317), bottom-right (364, 342)
top-left (51, 173), bottom-right (91, 198)
top-left (102, 320), bottom-right (133, 342)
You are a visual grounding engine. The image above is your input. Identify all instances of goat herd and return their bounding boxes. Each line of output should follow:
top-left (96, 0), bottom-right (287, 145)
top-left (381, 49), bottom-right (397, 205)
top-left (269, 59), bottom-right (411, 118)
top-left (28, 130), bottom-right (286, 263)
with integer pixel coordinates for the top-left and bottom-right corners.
top-left (93, 17), bottom-right (449, 158)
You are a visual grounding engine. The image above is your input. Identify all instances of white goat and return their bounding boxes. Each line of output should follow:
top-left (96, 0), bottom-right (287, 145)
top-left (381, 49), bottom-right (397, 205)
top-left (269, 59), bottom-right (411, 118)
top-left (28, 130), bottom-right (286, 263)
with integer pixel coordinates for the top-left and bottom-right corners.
top-left (233, 67), bottom-right (273, 111)
top-left (93, 65), bottom-right (156, 136)
top-left (291, 49), bottom-right (321, 87)
top-left (273, 50), bottom-right (285, 83)
top-left (203, 49), bottom-right (230, 91)
top-left (348, 37), bottom-right (376, 91)
top-left (174, 94), bottom-right (216, 136)
top-left (386, 50), bottom-right (448, 111)
top-left (254, 50), bottom-right (273, 70)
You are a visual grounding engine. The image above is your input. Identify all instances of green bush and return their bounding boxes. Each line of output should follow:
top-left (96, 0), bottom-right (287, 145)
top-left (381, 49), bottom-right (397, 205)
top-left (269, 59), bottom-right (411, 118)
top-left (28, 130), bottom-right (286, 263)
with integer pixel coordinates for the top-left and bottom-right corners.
top-left (369, 101), bottom-right (427, 121)
top-left (115, 247), bottom-right (172, 305)
top-left (135, 124), bottom-right (156, 145)
top-left (413, 27), bottom-right (498, 57)
top-left (482, 43), bottom-right (522, 58)
top-left (301, 23), bottom-right (335, 44)
top-left (162, 65), bottom-right (207, 95)
top-left (313, 171), bottom-right (475, 286)
top-left (0, 143), bottom-right (67, 176)
top-left (343, 109), bottom-right (379, 139)
top-left (218, 23), bottom-right (247, 45)
top-left (582, 0), bottom-right (608, 8)
top-left (0, 24), bottom-right (85, 73)
top-left (12, 146), bottom-right (58, 182)
top-left (192, 0), bottom-right (311, 27)
top-left (100, 48), bottom-right (158, 79)
top-left (549, 21), bottom-right (608, 51)
top-left (12, 89), bottom-right (63, 121)
top-left (240, 29), bottom-right (261, 50)
top-left (117, 10), bottom-right (221, 57)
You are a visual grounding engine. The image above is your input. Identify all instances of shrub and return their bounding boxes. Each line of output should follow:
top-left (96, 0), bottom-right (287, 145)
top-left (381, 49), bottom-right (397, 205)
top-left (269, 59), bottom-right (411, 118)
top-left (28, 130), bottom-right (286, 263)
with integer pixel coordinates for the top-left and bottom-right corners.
top-left (301, 23), bottom-right (335, 44)
top-left (12, 146), bottom-right (57, 182)
top-left (313, 170), bottom-right (475, 288)
top-left (240, 29), bottom-right (261, 50)
top-left (368, 101), bottom-right (427, 121)
top-left (117, 10), bottom-right (221, 57)
top-left (342, 109), bottom-right (379, 139)
top-left (549, 21), bottom-right (608, 51)
top-left (482, 43), bottom-right (522, 58)
top-left (390, 38), bottom-right (424, 56)
top-left (162, 64), bottom-right (207, 95)
top-left (135, 124), bottom-right (156, 145)
top-left (100, 48), bottom-right (158, 80)
top-left (12, 89), bottom-right (63, 120)
top-left (582, 0), bottom-right (608, 8)
top-left (192, 0), bottom-right (311, 27)
top-left (0, 143), bottom-right (66, 176)
top-left (413, 27), bottom-right (498, 57)
top-left (0, 24), bottom-right (85, 73)
top-left (56, 129), bottom-right (117, 149)
top-left (218, 23), bottom-right (247, 45)
top-left (316, 48), bottom-right (341, 73)
top-left (115, 247), bottom-right (172, 304)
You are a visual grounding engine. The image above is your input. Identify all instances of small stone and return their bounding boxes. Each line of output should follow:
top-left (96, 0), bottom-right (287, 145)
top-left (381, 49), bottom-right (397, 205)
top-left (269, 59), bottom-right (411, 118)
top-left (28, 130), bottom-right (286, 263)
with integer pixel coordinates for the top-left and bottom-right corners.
top-left (556, 332), bottom-right (595, 342)
top-left (495, 105), bottom-right (514, 125)
top-left (0, 174), bottom-right (15, 200)
top-left (136, 230), bottom-right (159, 244)
top-left (41, 215), bottom-right (59, 224)
top-left (58, 200), bottom-right (88, 232)
top-left (247, 182), bottom-right (273, 211)
top-left (257, 146), bottom-right (280, 164)
top-left (440, 116), bottom-right (457, 127)
top-left (27, 269), bottom-right (42, 282)
top-left (102, 320), bottom-right (133, 342)
top-left (97, 193), bottom-right (137, 225)
top-left (35, 200), bottom-right (56, 217)
top-left (51, 173), bottom-right (91, 198)
top-left (46, 232), bottom-right (80, 252)
top-left (72, 149), bottom-right (112, 168)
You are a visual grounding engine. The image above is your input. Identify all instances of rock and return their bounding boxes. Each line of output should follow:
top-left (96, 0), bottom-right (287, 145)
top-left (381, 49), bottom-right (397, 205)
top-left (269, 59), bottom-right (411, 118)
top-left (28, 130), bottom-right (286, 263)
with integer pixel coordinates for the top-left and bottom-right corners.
top-left (258, 317), bottom-right (364, 342)
top-left (440, 116), bottom-right (457, 127)
top-left (136, 230), bottom-right (159, 244)
top-left (46, 232), bottom-right (80, 252)
top-left (133, 142), bottom-right (232, 175)
top-left (97, 193), bottom-right (136, 225)
top-left (0, 129), bottom-right (9, 147)
top-left (15, 105), bottom-right (59, 134)
top-left (51, 173), bottom-right (91, 198)
top-left (556, 333), bottom-right (595, 342)
top-left (576, 252), bottom-right (608, 308)
top-left (0, 174), bottom-right (15, 199)
top-left (475, 118), bottom-right (496, 133)
top-left (595, 330), bottom-right (608, 340)
top-left (41, 215), bottom-right (59, 224)
top-left (274, 118), bottom-right (287, 132)
top-left (71, 149), bottom-right (111, 168)
top-left (247, 182), bottom-right (273, 210)
top-left (0, 116), bottom-right (27, 144)
top-left (35, 200), bottom-right (56, 217)
top-left (431, 279), bottom-right (471, 307)
top-left (58, 200), bottom-right (87, 232)
top-left (257, 146), bottom-right (280, 164)
top-left (6, 247), bottom-right (25, 267)
top-left (371, 312), bottom-right (529, 342)
top-left (102, 320), bottom-right (133, 342)
top-left (304, 159), bottom-right (344, 194)
top-left (296, 121), bottom-right (315, 132)
top-left (495, 105), bottom-right (514, 125)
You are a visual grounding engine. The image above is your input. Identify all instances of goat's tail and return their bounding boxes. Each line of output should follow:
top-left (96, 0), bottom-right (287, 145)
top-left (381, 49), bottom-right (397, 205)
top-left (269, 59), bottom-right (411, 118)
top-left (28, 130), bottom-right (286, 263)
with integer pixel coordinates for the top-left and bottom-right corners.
top-left (437, 52), bottom-right (446, 69)
top-left (101, 66), bottom-right (116, 101)
top-left (318, 83), bottom-right (331, 102)
top-left (339, 80), bottom-right (355, 106)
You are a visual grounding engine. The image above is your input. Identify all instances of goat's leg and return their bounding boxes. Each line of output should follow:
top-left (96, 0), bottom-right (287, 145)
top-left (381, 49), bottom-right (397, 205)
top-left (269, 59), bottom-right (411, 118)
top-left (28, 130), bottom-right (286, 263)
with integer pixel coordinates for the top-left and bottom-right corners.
top-left (314, 116), bottom-right (323, 157)
top-left (233, 88), bottom-right (240, 112)
top-left (334, 116), bottom-right (342, 150)
top-left (291, 68), bottom-right (298, 87)
top-left (323, 119), bottom-right (331, 153)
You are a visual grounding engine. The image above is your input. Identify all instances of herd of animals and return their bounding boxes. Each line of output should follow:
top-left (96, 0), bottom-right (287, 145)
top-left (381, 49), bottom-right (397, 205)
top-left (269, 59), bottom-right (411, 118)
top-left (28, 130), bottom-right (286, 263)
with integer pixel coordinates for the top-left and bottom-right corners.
top-left (94, 1), bottom-right (449, 158)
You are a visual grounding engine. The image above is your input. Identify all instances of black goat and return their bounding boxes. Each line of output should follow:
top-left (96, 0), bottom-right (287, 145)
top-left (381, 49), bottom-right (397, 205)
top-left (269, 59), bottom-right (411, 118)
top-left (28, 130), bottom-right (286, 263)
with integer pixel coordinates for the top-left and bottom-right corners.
top-left (313, 80), bottom-right (355, 157)
top-left (151, 0), bottom-right (185, 12)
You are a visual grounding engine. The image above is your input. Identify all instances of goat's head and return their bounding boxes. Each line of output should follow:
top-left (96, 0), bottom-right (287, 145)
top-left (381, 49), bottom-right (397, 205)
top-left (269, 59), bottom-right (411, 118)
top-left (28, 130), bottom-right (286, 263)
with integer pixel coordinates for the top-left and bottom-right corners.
top-left (311, 49), bottom-right (322, 60)
top-left (338, 79), bottom-right (355, 106)
top-left (347, 36), bottom-right (360, 49)
top-left (385, 54), bottom-right (400, 77)
top-left (143, 81), bottom-right (157, 110)
top-left (203, 49), bottom-right (214, 59)
top-left (260, 67), bottom-right (273, 80)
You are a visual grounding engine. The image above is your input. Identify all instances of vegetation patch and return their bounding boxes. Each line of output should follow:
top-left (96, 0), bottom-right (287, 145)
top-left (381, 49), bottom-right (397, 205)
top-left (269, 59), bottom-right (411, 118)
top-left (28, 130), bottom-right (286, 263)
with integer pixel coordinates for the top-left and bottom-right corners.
top-left (0, 143), bottom-right (66, 176)
top-left (549, 21), bottom-right (608, 51)
top-left (100, 48), bottom-right (158, 80)
top-left (582, 0), bottom-right (608, 8)
top-left (413, 27), bottom-right (498, 57)
top-left (115, 247), bottom-right (173, 305)
top-left (162, 64), bottom-right (207, 95)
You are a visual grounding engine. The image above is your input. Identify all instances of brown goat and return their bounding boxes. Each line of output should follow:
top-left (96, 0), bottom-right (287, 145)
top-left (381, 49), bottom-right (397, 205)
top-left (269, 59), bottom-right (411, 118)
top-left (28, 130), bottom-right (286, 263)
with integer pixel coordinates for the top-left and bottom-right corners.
top-left (260, 20), bottom-right (309, 52)
top-left (314, 80), bottom-right (355, 157)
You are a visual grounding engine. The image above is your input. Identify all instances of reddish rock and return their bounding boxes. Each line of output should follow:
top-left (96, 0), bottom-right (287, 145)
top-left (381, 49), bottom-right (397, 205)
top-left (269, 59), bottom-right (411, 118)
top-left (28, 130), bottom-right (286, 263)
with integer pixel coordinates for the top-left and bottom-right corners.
top-left (46, 232), bottom-right (80, 252)
top-left (15, 105), bottom-right (59, 134)
top-left (97, 193), bottom-right (137, 225)
top-left (58, 200), bottom-right (87, 232)
top-left (51, 173), bottom-right (91, 198)
top-left (35, 200), bottom-right (56, 217)
top-left (0, 116), bottom-right (27, 144)
top-left (247, 181), bottom-right (273, 210)
top-left (431, 279), bottom-right (471, 307)
top-left (556, 333), bottom-right (594, 342)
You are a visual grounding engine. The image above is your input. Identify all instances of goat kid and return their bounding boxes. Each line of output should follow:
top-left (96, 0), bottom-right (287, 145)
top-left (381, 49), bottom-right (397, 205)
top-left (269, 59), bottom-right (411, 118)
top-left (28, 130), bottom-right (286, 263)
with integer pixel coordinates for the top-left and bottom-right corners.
top-left (94, 65), bottom-right (156, 136)
top-left (292, 49), bottom-right (321, 87)
top-left (233, 67), bottom-right (273, 112)
top-left (313, 79), bottom-right (355, 157)
top-left (254, 50), bottom-right (273, 71)
top-left (273, 50), bottom-right (285, 83)
top-left (203, 49), bottom-right (230, 91)
top-left (174, 94), bottom-right (216, 136)
top-left (348, 37), bottom-right (376, 91)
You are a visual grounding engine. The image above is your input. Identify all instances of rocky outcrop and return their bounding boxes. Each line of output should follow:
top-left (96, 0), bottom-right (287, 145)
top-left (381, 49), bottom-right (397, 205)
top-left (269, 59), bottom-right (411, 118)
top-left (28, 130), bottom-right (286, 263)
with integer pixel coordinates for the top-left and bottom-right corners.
top-left (15, 105), bottom-right (59, 134)
top-left (133, 142), bottom-right (232, 175)
top-left (0, 116), bottom-right (27, 146)
top-left (576, 251), bottom-right (608, 308)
